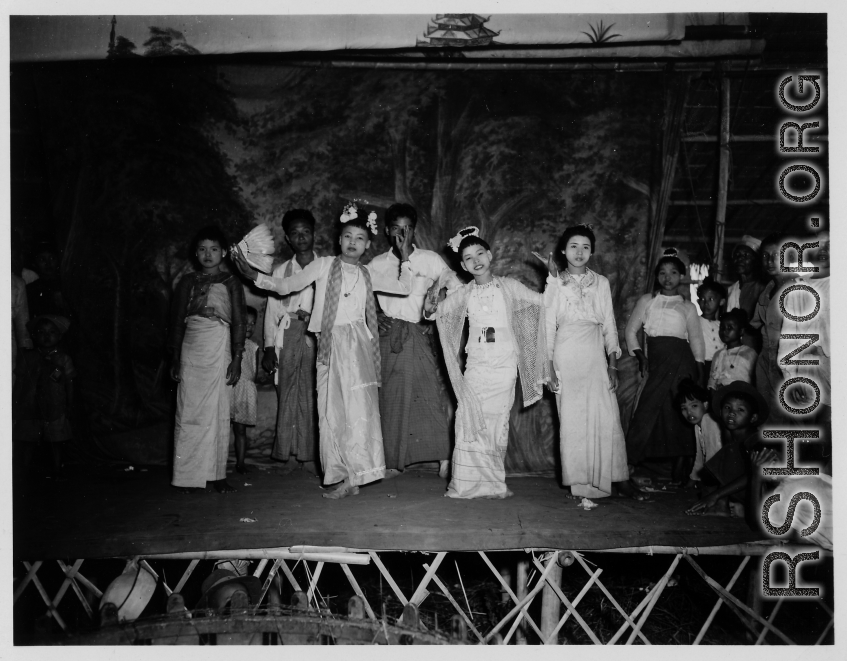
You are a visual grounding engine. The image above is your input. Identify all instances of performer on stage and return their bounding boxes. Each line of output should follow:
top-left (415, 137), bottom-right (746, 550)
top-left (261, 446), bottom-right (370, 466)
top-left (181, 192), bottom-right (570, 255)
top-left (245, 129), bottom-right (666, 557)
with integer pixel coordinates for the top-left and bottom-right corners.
top-left (425, 227), bottom-right (550, 499)
top-left (262, 210), bottom-right (320, 474)
top-left (169, 226), bottom-right (245, 494)
top-left (370, 203), bottom-right (460, 479)
top-left (537, 225), bottom-right (644, 500)
top-left (234, 204), bottom-right (413, 499)
top-left (624, 249), bottom-right (705, 486)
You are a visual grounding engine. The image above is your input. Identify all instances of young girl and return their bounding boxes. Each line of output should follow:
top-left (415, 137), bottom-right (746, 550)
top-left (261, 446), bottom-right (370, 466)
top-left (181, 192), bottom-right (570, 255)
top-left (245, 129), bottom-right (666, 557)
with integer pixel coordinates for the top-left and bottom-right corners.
top-left (696, 277), bottom-right (726, 385)
top-left (169, 226), bottom-right (245, 494)
top-left (424, 227), bottom-right (549, 499)
top-left (534, 225), bottom-right (642, 500)
top-left (233, 203), bottom-right (414, 499)
top-left (708, 308), bottom-right (757, 389)
top-left (231, 306), bottom-right (260, 475)
top-left (624, 249), bottom-right (706, 485)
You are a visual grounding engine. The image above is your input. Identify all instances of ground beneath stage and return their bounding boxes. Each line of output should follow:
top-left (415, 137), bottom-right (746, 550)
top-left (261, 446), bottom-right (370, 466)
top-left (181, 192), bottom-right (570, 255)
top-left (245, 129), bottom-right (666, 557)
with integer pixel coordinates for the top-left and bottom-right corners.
top-left (14, 464), bottom-right (763, 559)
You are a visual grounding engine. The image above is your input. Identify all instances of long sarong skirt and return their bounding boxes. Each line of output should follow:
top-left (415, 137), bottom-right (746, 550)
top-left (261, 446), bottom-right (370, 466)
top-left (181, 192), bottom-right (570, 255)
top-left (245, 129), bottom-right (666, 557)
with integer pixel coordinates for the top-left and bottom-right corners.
top-left (625, 335), bottom-right (696, 463)
top-left (554, 321), bottom-right (629, 498)
top-left (316, 321), bottom-right (386, 487)
top-left (446, 342), bottom-right (517, 499)
top-left (172, 317), bottom-right (231, 488)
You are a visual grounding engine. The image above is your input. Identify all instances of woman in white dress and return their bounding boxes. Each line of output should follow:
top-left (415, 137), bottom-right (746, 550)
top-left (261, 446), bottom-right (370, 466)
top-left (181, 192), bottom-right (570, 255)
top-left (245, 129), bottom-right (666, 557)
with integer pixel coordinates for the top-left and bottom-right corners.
top-left (537, 225), bottom-right (644, 500)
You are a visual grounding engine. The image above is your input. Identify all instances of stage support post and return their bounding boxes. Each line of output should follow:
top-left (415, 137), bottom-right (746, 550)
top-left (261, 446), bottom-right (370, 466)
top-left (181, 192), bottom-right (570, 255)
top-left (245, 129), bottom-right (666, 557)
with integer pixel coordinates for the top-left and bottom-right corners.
top-left (712, 75), bottom-right (731, 281)
top-left (516, 560), bottom-right (528, 644)
top-left (540, 556), bottom-right (563, 644)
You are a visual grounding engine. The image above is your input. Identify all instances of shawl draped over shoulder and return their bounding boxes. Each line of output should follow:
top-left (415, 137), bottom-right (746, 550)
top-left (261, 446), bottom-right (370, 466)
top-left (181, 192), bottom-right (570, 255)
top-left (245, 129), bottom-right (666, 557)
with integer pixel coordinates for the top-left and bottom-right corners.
top-left (434, 276), bottom-right (548, 442)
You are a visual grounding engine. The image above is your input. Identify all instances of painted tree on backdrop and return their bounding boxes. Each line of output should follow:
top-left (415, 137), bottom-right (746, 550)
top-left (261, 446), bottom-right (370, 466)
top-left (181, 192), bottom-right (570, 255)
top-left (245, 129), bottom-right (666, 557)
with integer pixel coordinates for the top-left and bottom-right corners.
top-left (32, 27), bottom-right (250, 437)
top-left (234, 70), bottom-right (584, 253)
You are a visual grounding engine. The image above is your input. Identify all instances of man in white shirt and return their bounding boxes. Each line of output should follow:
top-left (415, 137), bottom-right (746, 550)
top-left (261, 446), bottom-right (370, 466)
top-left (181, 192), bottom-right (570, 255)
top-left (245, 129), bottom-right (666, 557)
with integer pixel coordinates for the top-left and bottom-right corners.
top-left (262, 210), bottom-right (320, 473)
top-left (370, 204), bottom-right (460, 478)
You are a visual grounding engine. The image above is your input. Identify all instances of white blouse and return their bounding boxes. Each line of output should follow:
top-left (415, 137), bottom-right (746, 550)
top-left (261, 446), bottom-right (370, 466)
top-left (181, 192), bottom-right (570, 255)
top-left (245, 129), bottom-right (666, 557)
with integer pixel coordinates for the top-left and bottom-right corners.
top-left (544, 271), bottom-right (621, 361)
top-left (624, 293), bottom-right (706, 362)
top-left (467, 283), bottom-right (512, 344)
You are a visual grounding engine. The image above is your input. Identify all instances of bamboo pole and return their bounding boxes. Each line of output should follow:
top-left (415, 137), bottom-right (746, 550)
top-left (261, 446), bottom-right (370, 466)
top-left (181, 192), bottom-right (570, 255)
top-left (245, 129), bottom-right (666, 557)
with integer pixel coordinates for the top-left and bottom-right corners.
top-left (712, 76), bottom-right (731, 281)
top-left (516, 560), bottom-right (529, 644)
top-left (483, 553), bottom-right (559, 643)
top-left (625, 554), bottom-right (683, 645)
top-left (539, 559), bottom-right (563, 643)
top-left (477, 552), bottom-right (543, 641)
top-left (692, 556), bottom-right (750, 644)
top-left (142, 548), bottom-right (370, 565)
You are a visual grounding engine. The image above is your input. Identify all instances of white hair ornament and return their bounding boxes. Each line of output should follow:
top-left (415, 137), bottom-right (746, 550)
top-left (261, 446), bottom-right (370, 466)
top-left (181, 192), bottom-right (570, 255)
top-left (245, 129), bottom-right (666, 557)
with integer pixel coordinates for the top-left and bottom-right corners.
top-left (340, 201), bottom-right (378, 235)
top-left (447, 226), bottom-right (481, 252)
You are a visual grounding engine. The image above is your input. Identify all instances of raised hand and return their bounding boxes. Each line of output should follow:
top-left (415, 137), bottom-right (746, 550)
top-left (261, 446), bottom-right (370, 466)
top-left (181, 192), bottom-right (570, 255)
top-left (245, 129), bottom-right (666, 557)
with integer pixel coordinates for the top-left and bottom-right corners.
top-left (395, 226), bottom-right (414, 261)
top-left (532, 251), bottom-right (559, 277)
top-left (231, 245), bottom-right (259, 282)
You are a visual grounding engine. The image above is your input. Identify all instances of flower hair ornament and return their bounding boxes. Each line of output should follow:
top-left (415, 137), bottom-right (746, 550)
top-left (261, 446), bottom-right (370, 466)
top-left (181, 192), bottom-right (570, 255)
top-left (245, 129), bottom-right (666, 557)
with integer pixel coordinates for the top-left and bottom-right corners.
top-left (447, 226), bottom-right (480, 252)
top-left (340, 201), bottom-right (378, 235)
top-left (662, 247), bottom-right (680, 258)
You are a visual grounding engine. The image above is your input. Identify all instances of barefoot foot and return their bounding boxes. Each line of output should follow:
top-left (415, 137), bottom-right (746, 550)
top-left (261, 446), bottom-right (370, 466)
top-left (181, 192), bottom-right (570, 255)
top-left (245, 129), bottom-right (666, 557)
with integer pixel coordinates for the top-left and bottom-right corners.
top-left (322, 482), bottom-right (359, 499)
top-left (382, 469), bottom-right (403, 481)
top-left (235, 463), bottom-right (250, 475)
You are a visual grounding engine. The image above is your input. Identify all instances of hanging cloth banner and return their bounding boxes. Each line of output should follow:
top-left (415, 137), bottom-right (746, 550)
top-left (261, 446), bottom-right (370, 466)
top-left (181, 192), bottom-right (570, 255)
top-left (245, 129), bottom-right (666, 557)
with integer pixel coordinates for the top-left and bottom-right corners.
top-left (11, 13), bottom-right (750, 63)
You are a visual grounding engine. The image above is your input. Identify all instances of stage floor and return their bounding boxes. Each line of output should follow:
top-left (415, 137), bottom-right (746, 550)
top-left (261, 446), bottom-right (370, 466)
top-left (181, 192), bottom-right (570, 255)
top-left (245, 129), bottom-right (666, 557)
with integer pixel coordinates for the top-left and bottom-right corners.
top-left (14, 464), bottom-right (763, 559)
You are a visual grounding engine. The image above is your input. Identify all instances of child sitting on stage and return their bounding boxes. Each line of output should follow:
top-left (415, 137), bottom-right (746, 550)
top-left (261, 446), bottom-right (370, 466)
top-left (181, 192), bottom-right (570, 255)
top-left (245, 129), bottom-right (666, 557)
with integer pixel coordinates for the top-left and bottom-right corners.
top-left (233, 203), bottom-right (414, 499)
top-left (231, 306), bottom-right (260, 475)
top-left (424, 227), bottom-right (549, 499)
top-left (696, 277), bottom-right (726, 386)
top-left (169, 225), bottom-right (245, 494)
top-left (675, 378), bottom-right (721, 488)
top-left (707, 308), bottom-right (757, 390)
top-left (686, 381), bottom-right (768, 517)
top-left (13, 314), bottom-right (75, 476)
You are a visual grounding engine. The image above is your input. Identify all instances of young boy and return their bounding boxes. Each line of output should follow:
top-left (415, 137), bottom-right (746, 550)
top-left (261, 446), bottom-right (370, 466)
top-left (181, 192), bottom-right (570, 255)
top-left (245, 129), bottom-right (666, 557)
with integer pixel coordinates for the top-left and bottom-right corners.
top-left (707, 308), bottom-right (758, 390)
top-left (424, 227), bottom-right (549, 499)
top-left (234, 203), bottom-right (414, 499)
top-left (696, 277), bottom-right (726, 386)
top-left (13, 314), bottom-right (75, 476)
top-left (676, 378), bottom-right (722, 486)
top-left (263, 209), bottom-right (320, 473)
top-left (369, 203), bottom-right (460, 479)
top-left (686, 381), bottom-right (769, 517)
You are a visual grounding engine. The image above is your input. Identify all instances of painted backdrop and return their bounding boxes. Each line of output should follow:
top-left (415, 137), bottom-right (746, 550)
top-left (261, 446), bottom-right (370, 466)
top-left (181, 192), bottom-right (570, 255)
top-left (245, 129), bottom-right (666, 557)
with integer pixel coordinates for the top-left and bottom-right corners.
top-left (16, 26), bottom-right (662, 471)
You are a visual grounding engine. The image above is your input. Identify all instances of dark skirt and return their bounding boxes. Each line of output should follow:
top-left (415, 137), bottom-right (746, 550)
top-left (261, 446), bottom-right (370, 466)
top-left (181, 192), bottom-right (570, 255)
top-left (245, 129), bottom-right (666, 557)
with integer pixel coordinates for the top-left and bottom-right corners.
top-left (379, 319), bottom-right (452, 469)
top-left (625, 336), bottom-right (697, 463)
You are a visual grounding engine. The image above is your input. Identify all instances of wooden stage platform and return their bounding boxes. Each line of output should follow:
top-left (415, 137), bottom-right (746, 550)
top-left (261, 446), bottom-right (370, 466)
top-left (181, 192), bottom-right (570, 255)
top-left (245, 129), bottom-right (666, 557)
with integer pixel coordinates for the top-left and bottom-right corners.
top-left (14, 465), bottom-right (763, 559)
